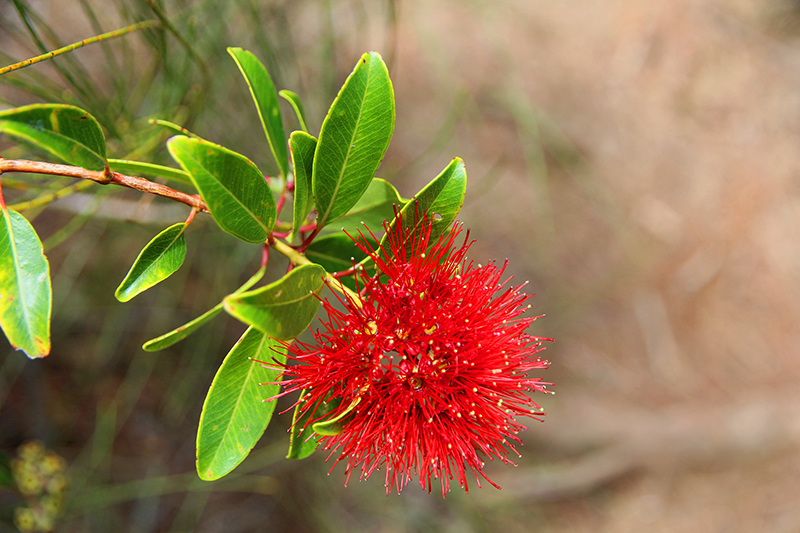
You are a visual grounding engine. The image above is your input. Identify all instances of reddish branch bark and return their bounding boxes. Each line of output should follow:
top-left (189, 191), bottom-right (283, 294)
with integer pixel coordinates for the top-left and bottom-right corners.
top-left (0, 158), bottom-right (209, 213)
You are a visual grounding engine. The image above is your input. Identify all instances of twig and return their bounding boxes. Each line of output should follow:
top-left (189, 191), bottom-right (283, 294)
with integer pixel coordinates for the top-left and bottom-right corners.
top-left (296, 225), bottom-right (321, 253)
top-left (0, 158), bottom-right (208, 213)
top-left (8, 179), bottom-right (95, 211)
top-left (0, 20), bottom-right (161, 76)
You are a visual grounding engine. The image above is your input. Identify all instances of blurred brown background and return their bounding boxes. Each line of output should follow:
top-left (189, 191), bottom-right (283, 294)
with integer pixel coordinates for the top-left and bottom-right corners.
top-left (2, 0), bottom-right (800, 531)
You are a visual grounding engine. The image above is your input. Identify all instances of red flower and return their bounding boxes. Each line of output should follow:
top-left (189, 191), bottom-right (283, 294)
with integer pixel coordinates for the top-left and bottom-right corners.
top-left (280, 212), bottom-right (552, 495)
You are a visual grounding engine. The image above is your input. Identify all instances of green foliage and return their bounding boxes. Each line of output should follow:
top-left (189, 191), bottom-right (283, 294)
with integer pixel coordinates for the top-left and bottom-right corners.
top-left (107, 159), bottom-right (192, 186)
top-left (305, 233), bottom-right (375, 291)
top-left (167, 136), bottom-right (276, 243)
top-left (305, 233), bottom-right (368, 273)
top-left (143, 304), bottom-right (225, 352)
top-left (228, 48), bottom-right (289, 179)
top-left (196, 327), bottom-right (286, 480)
top-left (0, 104), bottom-right (107, 171)
top-left (0, 208), bottom-right (51, 359)
top-left (114, 223), bottom-right (188, 302)
top-left (285, 391), bottom-right (324, 460)
top-left (150, 120), bottom-right (203, 140)
top-left (0, 42), bottom-right (469, 481)
top-left (223, 264), bottom-right (325, 340)
top-left (313, 52), bottom-right (395, 229)
top-left (285, 395), bottom-right (348, 459)
top-left (389, 157), bottom-right (467, 250)
top-left (288, 131), bottom-right (316, 242)
top-left (142, 266), bottom-right (266, 352)
top-left (324, 178), bottom-right (404, 236)
top-left (279, 90), bottom-right (309, 133)
top-left (311, 397), bottom-right (359, 436)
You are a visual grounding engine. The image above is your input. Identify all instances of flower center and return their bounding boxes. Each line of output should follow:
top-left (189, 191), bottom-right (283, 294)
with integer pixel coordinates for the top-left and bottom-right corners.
top-left (372, 343), bottom-right (448, 395)
top-left (407, 375), bottom-right (423, 391)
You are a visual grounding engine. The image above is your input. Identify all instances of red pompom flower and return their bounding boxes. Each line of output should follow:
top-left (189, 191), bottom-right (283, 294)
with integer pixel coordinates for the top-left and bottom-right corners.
top-left (279, 213), bottom-right (552, 495)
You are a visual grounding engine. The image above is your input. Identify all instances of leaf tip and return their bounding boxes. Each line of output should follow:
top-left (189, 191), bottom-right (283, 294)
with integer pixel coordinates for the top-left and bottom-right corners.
top-left (23, 338), bottom-right (50, 359)
top-left (198, 468), bottom-right (216, 482)
top-left (114, 288), bottom-right (131, 303)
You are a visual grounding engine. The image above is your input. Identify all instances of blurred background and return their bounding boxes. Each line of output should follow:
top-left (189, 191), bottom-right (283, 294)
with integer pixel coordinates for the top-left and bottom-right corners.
top-left (2, 0), bottom-right (800, 531)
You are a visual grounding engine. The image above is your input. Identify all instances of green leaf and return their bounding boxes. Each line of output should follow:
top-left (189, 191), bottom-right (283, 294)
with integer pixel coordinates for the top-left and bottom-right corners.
top-left (0, 208), bottom-right (51, 358)
top-left (286, 394), bottom-right (341, 460)
top-left (142, 266), bottom-right (265, 352)
top-left (143, 304), bottom-right (223, 352)
top-left (392, 157), bottom-right (467, 247)
top-left (323, 178), bottom-right (403, 236)
top-left (0, 104), bottom-right (107, 171)
top-left (167, 136), bottom-right (276, 243)
top-left (305, 233), bottom-right (366, 273)
top-left (305, 233), bottom-right (375, 292)
top-left (149, 119), bottom-right (202, 139)
top-left (312, 396), bottom-right (360, 436)
top-left (114, 223), bottom-right (187, 302)
top-left (286, 390), bottom-right (328, 459)
top-left (228, 47), bottom-right (289, 179)
top-left (306, 179), bottom-right (402, 286)
top-left (196, 327), bottom-right (286, 480)
top-left (223, 263), bottom-right (324, 340)
top-left (279, 90), bottom-right (308, 133)
top-left (312, 419), bottom-right (343, 436)
top-left (289, 131), bottom-right (316, 242)
top-left (108, 159), bottom-right (192, 185)
top-left (313, 52), bottom-right (395, 229)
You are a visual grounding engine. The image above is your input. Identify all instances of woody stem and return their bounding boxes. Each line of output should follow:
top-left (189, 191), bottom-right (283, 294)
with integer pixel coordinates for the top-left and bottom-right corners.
top-left (0, 158), bottom-right (208, 213)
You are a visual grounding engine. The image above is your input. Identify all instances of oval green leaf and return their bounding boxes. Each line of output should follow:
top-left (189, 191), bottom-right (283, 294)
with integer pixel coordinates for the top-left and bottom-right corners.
top-left (311, 397), bottom-right (360, 436)
top-left (223, 263), bottom-right (324, 340)
top-left (0, 104), bottom-right (107, 171)
top-left (324, 178), bottom-right (403, 236)
top-left (143, 304), bottom-right (223, 352)
top-left (286, 390), bottom-right (323, 460)
top-left (305, 233), bottom-right (366, 273)
top-left (142, 266), bottom-right (266, 352)
top-left (167, 135), bottom-right (276, 243)
top-left (114, 223), bottom-right (187, 302)
top-left (279, 90), bottom-right (308, 133)
top-left (197, 327), bottom-right (286, 480)
top-left (389, 157), bottom-right (467, 249)
top-left (305, 233), bottom-right (376, 292)
top-left (289, 131), bottom-right (316, 242)
top-left (287, 394), bottom-right (345, 459)
top-left (228, 47), bottom-right (289, 179)
top-left (0, 208), bottom-right (51, 358)
top-left (313, 52), bottom-right (395, 229)
top-left (108, 159), bottom-right (192, 185)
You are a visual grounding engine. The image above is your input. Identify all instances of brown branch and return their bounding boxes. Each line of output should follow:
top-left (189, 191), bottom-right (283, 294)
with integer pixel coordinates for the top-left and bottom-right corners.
top-left (0, 159), bottom-right (208, 213)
